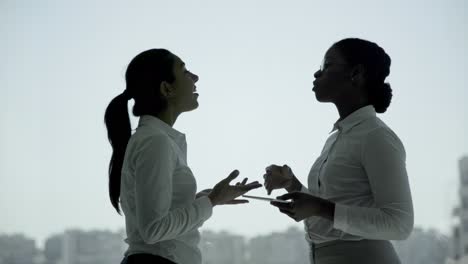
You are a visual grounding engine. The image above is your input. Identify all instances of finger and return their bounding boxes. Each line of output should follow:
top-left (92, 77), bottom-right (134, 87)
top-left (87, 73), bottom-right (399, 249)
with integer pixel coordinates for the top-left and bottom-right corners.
top-left (237, 183), bottom-right (263, 192)
top-left (267, 185), bottom-right (272, 195)
top-left (223, 170), bottom-right (240, 184)
top-left (224, 199), bottom-right (249, 204)
top-left (279, 208), bottom-right (295, 216)
top-left (265, 164), bottom-right (278, 173)
top-left (281, 165), bottom-right (290, 177)
top-left (245, 181), bottom-right (260, 186)
top-left (268, 164), bottom-right (281, 172)
top-left (276, 191), bottom-right (300, 201)
top-left (270, 201), bottom-right (294, 210)
top-left (264, 181), bottom-right (271, 194)
top-left (279, 208), bottom-right (296, 219)
top-left (235, 182), bottom-right (240, 186)
top-left (241, 178), bottom-right (248, 185)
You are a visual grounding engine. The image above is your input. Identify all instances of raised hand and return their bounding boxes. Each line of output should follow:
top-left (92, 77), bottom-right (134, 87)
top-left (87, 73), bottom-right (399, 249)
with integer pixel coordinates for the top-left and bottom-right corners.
top-left (208, 170), bottom-right (262, 206)
top-left (264, 164), bottom-right (295, 195)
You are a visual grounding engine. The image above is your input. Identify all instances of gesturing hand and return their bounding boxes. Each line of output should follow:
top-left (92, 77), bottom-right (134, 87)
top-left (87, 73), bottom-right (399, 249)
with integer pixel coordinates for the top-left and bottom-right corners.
top-left (270, 192), bottom-right (335, 222)
top-left (196, 178), bottom-right (256, 204)
top-left (208, 170), bottom-right (263, 206)
top-left (264, 164), bottom-right (295, 195)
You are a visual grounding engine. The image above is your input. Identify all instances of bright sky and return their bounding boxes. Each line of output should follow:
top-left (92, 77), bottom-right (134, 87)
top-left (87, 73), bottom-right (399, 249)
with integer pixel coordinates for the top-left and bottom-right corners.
top-left (1, 0), bottom-right (467, 248)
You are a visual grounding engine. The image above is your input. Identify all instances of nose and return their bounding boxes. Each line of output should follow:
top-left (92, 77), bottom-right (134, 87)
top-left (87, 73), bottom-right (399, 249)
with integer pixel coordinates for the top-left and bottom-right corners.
top-left (313, 69), bottom-right (322, 78)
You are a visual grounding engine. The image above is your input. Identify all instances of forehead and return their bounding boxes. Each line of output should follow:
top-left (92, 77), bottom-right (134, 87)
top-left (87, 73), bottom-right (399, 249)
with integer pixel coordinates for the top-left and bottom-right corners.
top-left (324, 46), bottom-right (343, 61)
top-left (173, 56), bottom-right (184, 67)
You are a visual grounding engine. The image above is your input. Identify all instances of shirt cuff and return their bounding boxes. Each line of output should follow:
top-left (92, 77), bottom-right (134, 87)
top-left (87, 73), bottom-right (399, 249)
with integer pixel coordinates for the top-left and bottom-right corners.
top-left (194, 196), bottom-right (214, 221)
top-left (333, 203), bottom-right (349, 232)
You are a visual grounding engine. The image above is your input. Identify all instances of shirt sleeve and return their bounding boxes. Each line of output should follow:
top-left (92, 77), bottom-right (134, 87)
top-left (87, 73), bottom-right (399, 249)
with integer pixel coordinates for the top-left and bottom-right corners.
top-left (134, 135), bottom-right (213, 244)
top-left (333, 128), bottom-right (414, 240)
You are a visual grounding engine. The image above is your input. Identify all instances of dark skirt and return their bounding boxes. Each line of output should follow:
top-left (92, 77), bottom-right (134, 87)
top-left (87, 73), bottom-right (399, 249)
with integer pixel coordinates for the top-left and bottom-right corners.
top-left (310, 239), bottom-right (401, 264)
top-left (120, 253), bottom-right (176, 264)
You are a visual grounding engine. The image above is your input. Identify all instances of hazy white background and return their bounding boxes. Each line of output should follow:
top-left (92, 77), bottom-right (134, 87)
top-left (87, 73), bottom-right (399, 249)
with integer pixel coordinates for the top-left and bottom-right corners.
top-left (1, 0), bottom-right (467, 247)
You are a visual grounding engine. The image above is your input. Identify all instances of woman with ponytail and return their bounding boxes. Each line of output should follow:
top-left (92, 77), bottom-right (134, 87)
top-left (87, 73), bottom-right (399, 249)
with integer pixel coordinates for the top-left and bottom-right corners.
top-left (265, 39), bottom-right (413, 264)
top-left (104, 49), bottom-right (261, 264)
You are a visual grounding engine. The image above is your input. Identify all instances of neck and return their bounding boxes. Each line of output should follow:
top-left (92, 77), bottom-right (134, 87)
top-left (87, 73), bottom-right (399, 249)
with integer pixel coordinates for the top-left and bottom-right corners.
top-left (334, 99), bottom-right (370, 121)
top-left (156, 105), bottom-right (180, 127)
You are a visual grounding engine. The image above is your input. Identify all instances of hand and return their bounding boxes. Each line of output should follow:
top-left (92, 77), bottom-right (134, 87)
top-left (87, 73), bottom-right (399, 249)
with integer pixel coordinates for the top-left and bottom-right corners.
top-left (264, 164), bottom-right (295, 195)
top-left (270, 192), bottom-right (335, 222)
top-left (196, 178), bottom-right (253, 204)
top-left (208, 170), bottom-right (263, 206)
top-left (195, 189), bottom-right (212, 199)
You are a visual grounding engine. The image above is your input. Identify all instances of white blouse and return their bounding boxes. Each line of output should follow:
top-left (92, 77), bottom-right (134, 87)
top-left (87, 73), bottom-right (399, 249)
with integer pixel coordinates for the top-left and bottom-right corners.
top-left (302, 106), bottom-right (414, 244)
top-left (120, 115), bottom-right (213, 264)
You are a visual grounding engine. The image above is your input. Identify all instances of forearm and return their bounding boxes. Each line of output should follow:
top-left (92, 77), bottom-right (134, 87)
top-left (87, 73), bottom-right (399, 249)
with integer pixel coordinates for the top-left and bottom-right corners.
top-left (333, 203), bottom-right (414, 240)
top-left (137, 196), bottom-right (213, 244)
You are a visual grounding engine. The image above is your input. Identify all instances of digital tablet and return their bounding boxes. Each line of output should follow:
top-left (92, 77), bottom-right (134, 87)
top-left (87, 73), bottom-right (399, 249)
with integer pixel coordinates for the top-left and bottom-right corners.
top-left (242, 194), bottom-right (290, 203)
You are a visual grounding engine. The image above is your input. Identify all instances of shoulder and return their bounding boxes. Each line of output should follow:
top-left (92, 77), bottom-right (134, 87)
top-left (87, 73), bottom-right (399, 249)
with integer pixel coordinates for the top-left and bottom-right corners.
top-left (130, 129), bottom-right (176, 155)
top-left (361, 117), bottom-right (405, 154)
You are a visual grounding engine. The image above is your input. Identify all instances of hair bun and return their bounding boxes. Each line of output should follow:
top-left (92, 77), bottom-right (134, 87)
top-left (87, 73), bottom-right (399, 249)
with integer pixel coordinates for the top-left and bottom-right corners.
top-left (372, 83), bottom-right (393, 113)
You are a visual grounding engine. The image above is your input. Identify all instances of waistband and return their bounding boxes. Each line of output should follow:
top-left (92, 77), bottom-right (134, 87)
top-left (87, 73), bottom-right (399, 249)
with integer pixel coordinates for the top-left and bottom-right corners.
top-left (312, 239), bottom-right (366, 250)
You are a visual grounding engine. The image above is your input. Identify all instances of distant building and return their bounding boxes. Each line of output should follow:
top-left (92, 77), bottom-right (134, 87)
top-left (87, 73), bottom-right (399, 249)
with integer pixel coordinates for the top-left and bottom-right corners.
top-left (44, 234), bottom-right (62, 264)
top-left (43, 229), bottom-right (125, 264)
top-left (0, 234), bottom-right (38, 264)
top-left (392, 227), bottom-right (449, 264)
top-left (447, 156), bottom-right (468, 264)
top-left (199, 230), bottom-right (246, 264)
top-left (247, 227), bottom-right (309, 264)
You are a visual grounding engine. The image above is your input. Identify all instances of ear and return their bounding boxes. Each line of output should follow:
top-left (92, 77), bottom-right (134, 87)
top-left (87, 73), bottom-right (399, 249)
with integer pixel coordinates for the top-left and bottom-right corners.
top-left (350, 64), bottom-right (366, 86)
top-left (159, 81), bottom-right (176, 99)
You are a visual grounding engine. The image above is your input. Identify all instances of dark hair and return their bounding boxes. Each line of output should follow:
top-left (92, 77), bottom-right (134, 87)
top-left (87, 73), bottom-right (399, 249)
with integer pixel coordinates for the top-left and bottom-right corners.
top-left (333, 38), bottom-right (393, 113)
top-left (104, 49), bottom-right (176, 214)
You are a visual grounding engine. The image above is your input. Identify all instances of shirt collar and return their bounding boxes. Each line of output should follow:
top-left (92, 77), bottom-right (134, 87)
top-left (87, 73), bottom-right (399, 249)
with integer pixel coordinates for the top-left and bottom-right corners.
top-left (331, 105), bottom-right (376, 133)
top-left (138, 115), bottom-right (186, 142)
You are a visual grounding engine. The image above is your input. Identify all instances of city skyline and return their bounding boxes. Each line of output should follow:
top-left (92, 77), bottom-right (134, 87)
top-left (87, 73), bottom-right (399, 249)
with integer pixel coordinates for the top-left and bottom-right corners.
top-left (0, 226), bottom-right (449, 264)
top-left (2, 0), bottom-right (467, 251)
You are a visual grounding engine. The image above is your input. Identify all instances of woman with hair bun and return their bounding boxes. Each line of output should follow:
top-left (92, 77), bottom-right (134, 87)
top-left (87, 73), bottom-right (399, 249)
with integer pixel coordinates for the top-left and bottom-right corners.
top-left (265, 38), bottom-right (413, 264)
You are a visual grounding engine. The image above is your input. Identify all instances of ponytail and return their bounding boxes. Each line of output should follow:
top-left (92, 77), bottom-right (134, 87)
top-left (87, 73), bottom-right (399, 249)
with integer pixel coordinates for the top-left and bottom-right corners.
top-left (104, 92), bottom-right (132, 214)
top-left (105, 48), bottom-right (175, 214)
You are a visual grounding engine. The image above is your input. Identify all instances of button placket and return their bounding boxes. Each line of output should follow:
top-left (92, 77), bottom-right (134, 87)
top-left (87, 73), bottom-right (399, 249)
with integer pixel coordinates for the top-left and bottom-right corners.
top-left (317, 130), bottom-right (341, 193)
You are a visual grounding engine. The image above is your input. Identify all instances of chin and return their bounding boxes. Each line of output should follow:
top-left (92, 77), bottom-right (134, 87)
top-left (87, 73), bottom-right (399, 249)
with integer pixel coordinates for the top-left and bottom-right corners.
top-left (316, 95), bottom-right (333, 103)
top-left (314, 92), bottom-right (324, 102)
top-left (185, 102), bottom-right (199, 112)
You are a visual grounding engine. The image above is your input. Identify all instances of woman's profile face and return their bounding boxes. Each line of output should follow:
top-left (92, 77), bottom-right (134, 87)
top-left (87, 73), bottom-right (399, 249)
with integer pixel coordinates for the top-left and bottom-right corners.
top-left (169, 55), bottom-right (200, 112)
top-left (312, 46), bottom-right (352, 103)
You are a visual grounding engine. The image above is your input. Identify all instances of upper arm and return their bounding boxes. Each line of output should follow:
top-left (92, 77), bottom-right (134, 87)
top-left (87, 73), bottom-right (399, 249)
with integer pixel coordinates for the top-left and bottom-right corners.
top-left (133, 135), bottom-right (177, 230)
top-left (361, 128), bottom-right (412, 206)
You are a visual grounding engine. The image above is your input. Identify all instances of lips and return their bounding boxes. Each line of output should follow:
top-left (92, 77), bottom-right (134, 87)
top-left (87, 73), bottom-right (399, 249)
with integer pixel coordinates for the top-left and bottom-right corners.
top-left (312, 81), bottom-right (318, 91)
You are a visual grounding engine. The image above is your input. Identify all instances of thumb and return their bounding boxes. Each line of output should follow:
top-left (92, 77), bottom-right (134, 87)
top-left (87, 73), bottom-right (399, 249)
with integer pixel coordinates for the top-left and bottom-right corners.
top-left (276, 192), bottom-right (299, 201)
